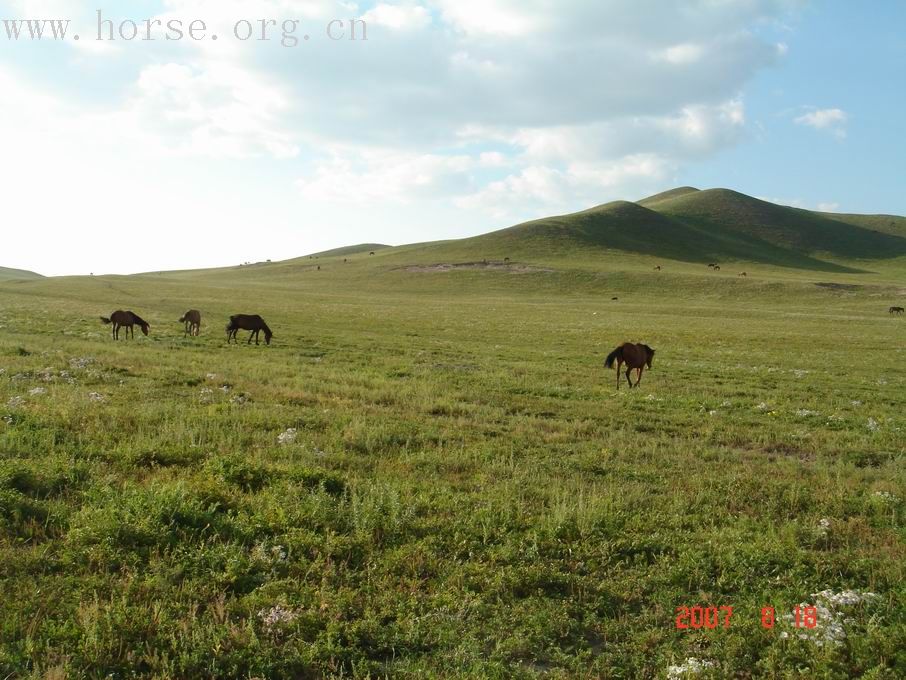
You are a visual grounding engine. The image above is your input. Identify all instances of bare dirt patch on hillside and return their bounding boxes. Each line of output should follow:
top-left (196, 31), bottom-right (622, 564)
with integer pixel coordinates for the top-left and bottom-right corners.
top-left (399, 261), bottom-right (555, 274)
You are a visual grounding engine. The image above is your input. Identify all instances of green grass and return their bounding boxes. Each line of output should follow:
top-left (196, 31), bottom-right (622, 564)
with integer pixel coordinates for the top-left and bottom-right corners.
top-left (0, 224), bottom-right (905, 678)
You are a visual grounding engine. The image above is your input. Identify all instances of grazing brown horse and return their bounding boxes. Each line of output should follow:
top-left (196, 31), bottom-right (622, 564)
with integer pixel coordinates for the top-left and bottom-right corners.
top-left (604, 342), bottom-right (655, 389)
top-left (179, 309), bottom-right (202, 336)
top-left (226, 314), bottom-right (273, 345)
top-left (890, 306), bottom-right (905, 314)
top-left (100, 310), bottom-right (150, 340)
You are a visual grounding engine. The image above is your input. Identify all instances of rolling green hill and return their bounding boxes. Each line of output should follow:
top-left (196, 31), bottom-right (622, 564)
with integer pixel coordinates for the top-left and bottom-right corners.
top-left (0, 266), bottom-right (43, 280)
top-left (304, 243), bottom-right (390, 258)
top-left (376, 187), bottom-right (906, 274)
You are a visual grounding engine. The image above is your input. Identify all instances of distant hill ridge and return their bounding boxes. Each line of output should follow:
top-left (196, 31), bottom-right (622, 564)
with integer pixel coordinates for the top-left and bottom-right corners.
top-left (422, 186), bottom-right (906, 272)
top-left (0, 266), bottom-right (43, 280)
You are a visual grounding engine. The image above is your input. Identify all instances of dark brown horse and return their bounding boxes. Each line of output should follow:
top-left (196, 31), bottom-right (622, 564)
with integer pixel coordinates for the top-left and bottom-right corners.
top-left (890, 306), bottom-right (905, 314)
top-left (100, 310), bottom-right (150, 340)
top-left (226, 314), bottom-right (273, 345)
top-left (179, 309), bottom-right (202, 336)
top-left (604, 342), bottom-right (655, 389)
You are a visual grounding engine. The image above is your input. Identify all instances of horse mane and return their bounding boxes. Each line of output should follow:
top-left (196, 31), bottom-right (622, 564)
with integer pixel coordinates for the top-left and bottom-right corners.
top-left (261, 320), bottom-right (273, 337)
top-left (129, 311), bottom-right (149, 327)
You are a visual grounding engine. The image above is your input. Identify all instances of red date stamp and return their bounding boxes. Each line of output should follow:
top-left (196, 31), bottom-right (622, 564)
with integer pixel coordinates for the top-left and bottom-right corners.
top-left (675, 606), bottom-right (818, 630)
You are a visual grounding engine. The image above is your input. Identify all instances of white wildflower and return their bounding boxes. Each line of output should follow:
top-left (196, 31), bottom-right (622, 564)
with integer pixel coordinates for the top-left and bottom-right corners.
top-left (867, 418), bottom-right (880, 432)
top-left (781, 590), bottom-right (879, 647)
top-left (28, 387), bottom-right (46, 396)
top-left (69, 356), bottom-right (94, 369)
top-left (88, 392), bottom-right (106, 402)
top-left (817, 518), bottom-right (831, 536)
top-left (277, 428), bottom-right (298, 445)
top-left (708, 410), bottom-right (718, 417)
top-left (814, 590), bottom-right (878, 607)
top-left (851, 400), bottom-right (862, 407)
top-left (755, 402), bottom-right (769, 411)
top-left (258, 605), bottom-right (298, 632)
top-left (199, 387), bottom-right (214, 403)
top-left (796, 409), bottom-right (819, 417)
top-left (667, 658), bottom-right (716, 678)
top-left (873, 491), bottom-right (899, 503)
top-left (205, 373), bottom-right (217, 380)
top-left (792, 369), bottom-right (809, 378)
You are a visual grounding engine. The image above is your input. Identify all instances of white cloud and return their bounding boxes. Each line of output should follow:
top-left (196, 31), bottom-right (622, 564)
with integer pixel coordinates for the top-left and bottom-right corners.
top-left (654, 43), bottom-right (705, 65)
top-left (817, 202), bottom-right (840, 212)
top-left (296, 148), bottom-right (475, 203)
top-left (794, 108), bottom-right (848, 139)
top-left (362, 4), bottom-right (431, 30)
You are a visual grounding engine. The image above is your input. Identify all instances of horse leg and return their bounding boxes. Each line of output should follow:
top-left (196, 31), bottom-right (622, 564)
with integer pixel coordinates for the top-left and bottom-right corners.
top-left (636, 366), bottom-right (644, 388)
top-left (616, 359), bottom-right (622, 390)
top-left (625, 367), bottom-right (634, 388)
top-left (255, 329), bottom-right (260, 345)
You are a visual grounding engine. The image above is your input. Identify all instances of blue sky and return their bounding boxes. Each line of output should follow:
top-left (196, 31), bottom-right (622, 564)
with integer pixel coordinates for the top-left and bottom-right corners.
top-left (1, 1), bottom-right (904, 275)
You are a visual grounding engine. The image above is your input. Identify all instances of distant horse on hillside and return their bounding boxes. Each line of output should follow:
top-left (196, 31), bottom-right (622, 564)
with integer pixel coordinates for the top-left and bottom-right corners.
top-left (739, 272), bottom-right (747, 277)
top-left (100, 310), bottom-right (150, 340)
top-left (179, 309), bottom-right (202, 336)
top-left (890, 306), bottom-right (905, 314)
top-left (713, 265), bottom-right (721, 271)
top-left (604, 342), bottom-right (655, 390)
top-left (226, 314), bottom-right (273, 345)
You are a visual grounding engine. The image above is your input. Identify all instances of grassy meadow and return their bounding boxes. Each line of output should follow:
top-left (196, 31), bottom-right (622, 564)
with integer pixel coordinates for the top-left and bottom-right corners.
top-left (1, 235), bottom-right (905, 677)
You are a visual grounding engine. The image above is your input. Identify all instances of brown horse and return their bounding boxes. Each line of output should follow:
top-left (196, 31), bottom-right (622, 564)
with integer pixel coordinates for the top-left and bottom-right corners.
top-left (890, 306), bottom-right (905, 314)
top-left (179, 309), bottom-right (202, 336)
top-left (100, 310), bottom-right (150, 340)
top-left (604, 342), bottom-right (655, 389)
top-left (226, 314), bottom-right (273, 345)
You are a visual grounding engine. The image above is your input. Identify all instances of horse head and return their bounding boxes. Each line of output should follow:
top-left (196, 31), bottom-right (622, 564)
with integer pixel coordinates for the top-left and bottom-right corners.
top-left (645, 346), bottom-right (655, 368)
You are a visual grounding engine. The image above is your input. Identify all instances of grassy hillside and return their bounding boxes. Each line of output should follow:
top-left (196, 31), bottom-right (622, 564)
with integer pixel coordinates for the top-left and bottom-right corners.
top-left (304, 243), bottom-right (391, 258)
top-left (0, 266), bottom-right (43, 281)
top-left (648, 189), bottom-right (906, 262)
top-left (331, 188), bottom-right (906, 276)
top-left (636, 186), bottom-right (701, 207)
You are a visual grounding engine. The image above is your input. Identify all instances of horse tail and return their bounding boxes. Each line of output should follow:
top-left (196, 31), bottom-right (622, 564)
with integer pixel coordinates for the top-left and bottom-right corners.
top-left (604, 346), bottom-right (622, 369)
top-left (100, 316), bottom-right (112, 324)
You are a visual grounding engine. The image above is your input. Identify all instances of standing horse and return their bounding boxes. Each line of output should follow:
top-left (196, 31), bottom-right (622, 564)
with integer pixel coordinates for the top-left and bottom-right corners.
top-left (226, 314), bottom-right (273, 345)
top-left (604, 342), bottom-right (655, 390)
top-left (179, 309), bottom-right (202, 336)
top-left (890, 306), bottom-right (905, 314)
top-left (100, 310), bottom-right (150, 340)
